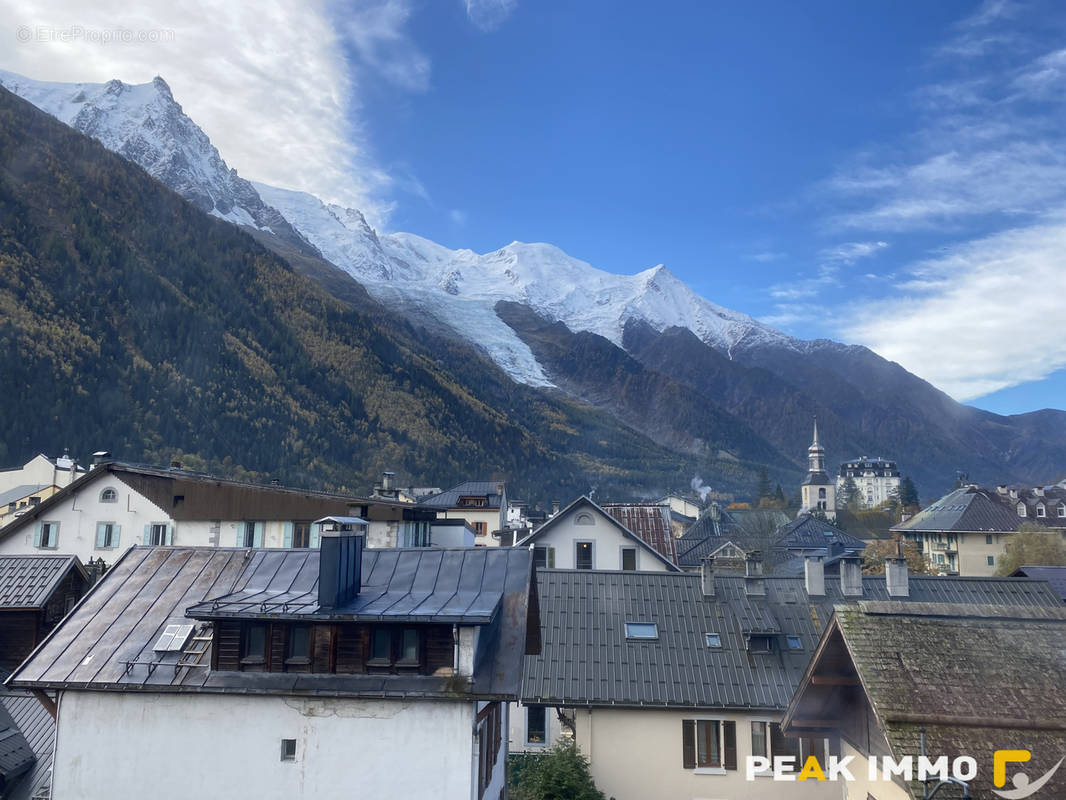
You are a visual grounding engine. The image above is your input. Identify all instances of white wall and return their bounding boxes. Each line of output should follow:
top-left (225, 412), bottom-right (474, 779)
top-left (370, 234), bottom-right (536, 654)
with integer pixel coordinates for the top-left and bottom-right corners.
top-left (52, 691), bottom-right (482, 800)
top-left (528, 508), bottom-right (672, 571)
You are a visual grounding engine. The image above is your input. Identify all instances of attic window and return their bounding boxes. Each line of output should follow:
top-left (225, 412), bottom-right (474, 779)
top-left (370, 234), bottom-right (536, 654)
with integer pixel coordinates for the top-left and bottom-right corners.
top-left (625, 622), bottom-right (658, 640)
top-left (1059, 505), bottom-right (1066, 518)
top-left (705, 633), bottom-right (722, 648)
top-left (786, 636), bottom-right (803, 650)
top-left (1018, 503), bottom-right (1027, 517)
top-left (153, 623), bottom-right (194, 652)
top-left (99, 487), bottom-right (117, 503)
top-left (747, 634), bottom-right (773, 653)
top-left (1037, 505), bottom-right (1046, 518)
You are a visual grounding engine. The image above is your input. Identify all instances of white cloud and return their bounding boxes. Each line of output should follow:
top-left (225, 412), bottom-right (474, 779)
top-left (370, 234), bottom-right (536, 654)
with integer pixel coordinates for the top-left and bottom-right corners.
top-left (449, 208), bottom-right (467, 225)
top-left (840, 216), bottom-right (1066, 401)
top-left (463, 0), bottom-right (517, 32)
top-left (0, 0), bottom-right (430, 227)
top-left (820, 241), bottom-right (888, 264)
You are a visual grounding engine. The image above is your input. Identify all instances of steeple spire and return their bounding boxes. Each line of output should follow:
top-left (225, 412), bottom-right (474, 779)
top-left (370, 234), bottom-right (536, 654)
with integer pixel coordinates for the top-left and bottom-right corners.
top-left (807, 417), bottom-right (825, 475)
top-left (811, 417), bottom-right (820, 449)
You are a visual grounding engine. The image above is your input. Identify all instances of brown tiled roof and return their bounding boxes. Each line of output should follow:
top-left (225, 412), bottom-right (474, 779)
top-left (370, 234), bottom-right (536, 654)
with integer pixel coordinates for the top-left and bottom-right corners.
top-left (600, 503), bottom-right (677, 565)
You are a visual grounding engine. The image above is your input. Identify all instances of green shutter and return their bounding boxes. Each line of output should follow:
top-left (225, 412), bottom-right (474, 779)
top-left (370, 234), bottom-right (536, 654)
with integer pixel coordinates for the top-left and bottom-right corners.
top-left (236, 522), bottom-right (246, 547)
top-left (143, 524), bottom-right (152, 545)
top-left (547, 547), bottom-right (555, 568)
top-left (164, 524), bottom-right (173, 546)
top-left (309, 524), bottom-right (320, 549)
top-left (113, 524), bottom-right (121, 548)
top-left (283, 522), bottom-right (294, 548)
top-left (96, 523), bottom-right (107, 548)
top-left (252, 522), bottom-right (263, 548)
top-left (723, 721), bottom-right (737, 770)
top-left (682, 719), bottom-right (696, 769)
top-left (33, 522), bottom-right (42, 548)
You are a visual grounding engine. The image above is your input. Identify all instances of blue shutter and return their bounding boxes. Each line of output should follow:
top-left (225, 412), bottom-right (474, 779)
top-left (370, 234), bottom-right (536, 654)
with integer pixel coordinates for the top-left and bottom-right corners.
top-left (236, 522), bottom-right (246, 547)
top-left (164, 524), bottom-right (173, 546)
top-left (143, 525), bottom-right (152, 545)
top-left (309, 524), bottom-right (320, 549)
top-left (252, 522), bottom-right (263, 548)
top-left (283, 522), bottom-right (294, 548)
top-left (96, 523), bottom-right (107, 548)
top-left (113, 524), bottom-right (121, 548)
top-left (33, 522), bottom-right (42, 548)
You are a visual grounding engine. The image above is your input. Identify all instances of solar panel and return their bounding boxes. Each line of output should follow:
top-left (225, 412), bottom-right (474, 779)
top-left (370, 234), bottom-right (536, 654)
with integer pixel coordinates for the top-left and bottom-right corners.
top-left (152, 623), bottom-right (194, 652)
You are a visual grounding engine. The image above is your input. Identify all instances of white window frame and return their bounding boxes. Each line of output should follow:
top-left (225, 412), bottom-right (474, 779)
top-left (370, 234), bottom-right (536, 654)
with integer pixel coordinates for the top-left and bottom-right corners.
top-left (1018, 503), bottom-right (1027, 517)
top-left (533, 545), bottom-right (555, 569)
top-left (99, 487), bottom-right (118, 503)
top-left (624, 621), bottom-right (658, 639)
top-left (749, 719), bottom-right (776, 776)
top-left (150, 522), bottom-right (169, 546)
top-left (1037, 504), bottom-right (1046, 518)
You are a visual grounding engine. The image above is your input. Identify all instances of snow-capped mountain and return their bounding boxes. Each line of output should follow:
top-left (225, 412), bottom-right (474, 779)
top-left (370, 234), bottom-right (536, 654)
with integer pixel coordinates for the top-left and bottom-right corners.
top-left (1, 69), bottom-right (795, 387)
top-left (0, 70), bottom-right (311, 251)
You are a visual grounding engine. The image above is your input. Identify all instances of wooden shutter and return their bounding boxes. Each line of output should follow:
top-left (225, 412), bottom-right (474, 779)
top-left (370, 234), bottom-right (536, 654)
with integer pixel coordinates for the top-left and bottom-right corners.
top-left (723, 720), bottom-right (737, 770)
top-left (283, 522), bottom-right (294, 548)
top-left (143, 524), bottom-right (152, 545)
top-left (682, 719), bottom-right (696, 769)
top-left (33, 522), bottom-right (42, 548)
top-left (96, 523), bottom-right (107, 548)
top-left (252, 522), bottom-right (263, 548)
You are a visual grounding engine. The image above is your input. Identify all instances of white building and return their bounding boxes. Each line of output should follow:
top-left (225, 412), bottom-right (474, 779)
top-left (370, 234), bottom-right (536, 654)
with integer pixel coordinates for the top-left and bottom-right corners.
top-left (836, 456), bottom-right (900, 509)
top-left (8, 539), bottom-right (540, 800)
top-left (0, 461), bottom-right (442, 565)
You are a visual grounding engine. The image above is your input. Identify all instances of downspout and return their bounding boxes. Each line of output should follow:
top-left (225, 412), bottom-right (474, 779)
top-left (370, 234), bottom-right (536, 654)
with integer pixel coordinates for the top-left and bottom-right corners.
top-left (453, 623), bottom-right (460, 674)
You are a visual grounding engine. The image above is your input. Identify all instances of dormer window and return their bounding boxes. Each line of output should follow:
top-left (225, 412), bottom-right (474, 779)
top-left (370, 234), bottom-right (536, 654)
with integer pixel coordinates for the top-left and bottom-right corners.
top-left (1037, 504), bottom-right (1046, 518)
top-left (457, 496), bottom-right (487, 508)
top-left (1059, 505), bottom-right (1066, 518)
top-left (1017, 503), bottom-right (1027, 517)
top-left (747, 634), bottom-right (773, 653)
top-left (100, 487), bottom-right (117, 503)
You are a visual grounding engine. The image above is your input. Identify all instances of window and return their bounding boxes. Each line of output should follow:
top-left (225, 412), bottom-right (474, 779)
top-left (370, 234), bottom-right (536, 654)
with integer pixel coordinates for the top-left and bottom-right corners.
top-left (287, 625), bottom-right (311, 663)
top-left (35, 521), bottom-right (59, 549)
top-left (398, 628), bottom-right (421, 665)
top-left (575, 541), bottom-right (593, 570)
top-left (986, 534), bottom-right (993, 544)
top-left (95, 521), bottom-right (120, 549)
top-left (987, 555), bottom-right (995, 566)
top-left (575, 512), bottom-right (594, 526)
top-left (751, 721), bottom-right (769, 760)
top-left (370, 628), bottom-right (391, 663)
top-left (473, 521), bottom-right (487, 536)
top-left (149, 523), bottom-right (169, 546)
top-left (292, 521), bottom-right (311, 548)
top-left (238, 521), bottom-right (263, 547)
top-left (29, 496), bottom-right (40, 506)
top-left (526, 705), bottom-right (547, 744)
top-left (621, 547), bottom-right (637, 571)
top-left (458, 496), bottom-right (487, 508)
top-left (1018, 503), bottom-right (1027, 517)
top-left (625, 622), bottom-right (658, 639)
top-left (241, 624), bottom-right (267, 664)
top-left (1037, 504), bottom-right (1046, 518)
top-left (705, 633), bottom-right (722, 648)
top-left (818, 488), bottom-right (826, 499)
top-left (681, 719), bottom-right (737, 771)
top-left (1059, 505), bottom-right (1066, 518)
top-left (280, 739), bottom-right (297, 761)
top-left (99, 487), bottom-right (117, 503)
top-left (786, 636), bottom-right (803, 650)
top-left (532, 545), bottom-right (555, 569)
top-left (748, 634), bottom-right (773, 653)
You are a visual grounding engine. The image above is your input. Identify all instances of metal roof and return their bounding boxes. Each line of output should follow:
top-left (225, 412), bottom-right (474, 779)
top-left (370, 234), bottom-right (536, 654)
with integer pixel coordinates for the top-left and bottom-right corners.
top-left (1012, 565), bottom-right (1066, 602)
top-left (892, 486), bottom-right (1026, 533)
top-left (0, 555), bottom-right (88, 609)
top-left (774, 514), bottom-right (867, 550)
top-left (186, 547), bottom-right (527, 623)
top-left (0, 675), bottom-right (52, 800)
top-left (0, 699), bottom-right (34, 788)
top-left (8, 545), bottom-right (536, 701)
top-left (418, 481), bottom-right (504, 509)
top-left (522, 569), bottom-right (1062, 711)
top-left (0, 486), bottom-right (45, 508)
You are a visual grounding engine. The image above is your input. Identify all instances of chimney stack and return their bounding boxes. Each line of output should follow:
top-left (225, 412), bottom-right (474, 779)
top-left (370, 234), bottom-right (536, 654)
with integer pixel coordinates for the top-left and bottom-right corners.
top-left (382, 471), bottom-right (395, 491)
top-left (840, 556), bottom-right (863, 597)
top-left (318, 530), bottom-right (364, 610)
top-left (92, 450), bottom-right (112, 466)
top-left (551, 500), bottom-right (560, 516)
top-left (700, 556), bottom-right (716, 598)
top-left (885, 557), bottom-right (909, 598)
top-left (804, 555), bottom-right (825, 597)
top-left (744, 551), bottom-right (765, 596)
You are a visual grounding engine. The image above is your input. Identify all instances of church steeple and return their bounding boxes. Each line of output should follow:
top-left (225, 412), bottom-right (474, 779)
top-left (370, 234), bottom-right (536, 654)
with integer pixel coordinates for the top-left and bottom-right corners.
top-left (800, 417), bottom-right (836, 519)
top-left (807, 418), bottom-right (825, 475)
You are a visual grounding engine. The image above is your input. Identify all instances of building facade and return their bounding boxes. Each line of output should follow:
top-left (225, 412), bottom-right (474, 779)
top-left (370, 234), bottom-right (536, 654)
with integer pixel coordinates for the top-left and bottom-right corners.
top-left (836, 456), bottom-right (900, 509)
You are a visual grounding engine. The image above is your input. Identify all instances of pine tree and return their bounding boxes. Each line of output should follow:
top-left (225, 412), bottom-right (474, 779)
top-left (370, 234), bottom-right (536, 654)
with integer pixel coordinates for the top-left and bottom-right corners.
top-left (756, 466), bottom-right (772, 500)
top-left (898, 476), bottom-right (920, 509)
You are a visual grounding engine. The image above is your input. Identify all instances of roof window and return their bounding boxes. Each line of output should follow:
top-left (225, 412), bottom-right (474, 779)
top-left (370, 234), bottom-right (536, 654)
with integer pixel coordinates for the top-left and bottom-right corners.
top-left (625, 622), bottom-right (658, 640)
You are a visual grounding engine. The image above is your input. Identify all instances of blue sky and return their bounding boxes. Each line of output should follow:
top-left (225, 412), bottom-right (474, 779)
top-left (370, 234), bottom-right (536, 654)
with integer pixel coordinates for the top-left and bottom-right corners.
top-left (4, 0), bottom-right (1066, 413)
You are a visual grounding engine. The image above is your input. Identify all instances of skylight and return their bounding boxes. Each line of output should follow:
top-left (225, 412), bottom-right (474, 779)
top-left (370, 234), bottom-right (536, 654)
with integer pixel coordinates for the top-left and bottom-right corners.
top-left (152, 623), bottom-right (194, 652)
top-left (786, 636), bottom-right (803, 650)
top-left (625, 622), bottom-right (658, 640)
top-left (705, 633), bottom-right (722, 648)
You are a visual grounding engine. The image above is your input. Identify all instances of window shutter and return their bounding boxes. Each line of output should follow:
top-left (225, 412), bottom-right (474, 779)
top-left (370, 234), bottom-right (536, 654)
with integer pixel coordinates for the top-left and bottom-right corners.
top-left (51, 522), bottom-right (59, 547)
top-left (33, 522), bottom-right (42, 548)
top-left (96, 523), bottom-right (107, 548)
top-left (682, 719), bottom-right (696, 769)
top-left (252, 522), bottom-right (263, 548)
top-left (113, 524), bottom-right (121, 548)
top-left (309, 524), bottom-right (320, 549)
top-left (236, 522), bottom-right (246, 547)
top-left (164, 524), bottom-right (173, 546)
top-left (771, 722), bottom-right (798, 760)
top-left (723, 720), bottom-right (737, 770)
top-left (283, 522), bottom-right (294, 548)
top-left (143, 524), bottom-right (152, 545)
top-left (547, 547), bottom-right (555, 568)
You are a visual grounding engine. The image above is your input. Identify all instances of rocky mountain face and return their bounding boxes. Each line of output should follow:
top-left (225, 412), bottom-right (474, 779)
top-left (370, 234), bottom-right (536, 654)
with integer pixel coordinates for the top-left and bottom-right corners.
top-left (3, 70), bottom-right (1066, 500)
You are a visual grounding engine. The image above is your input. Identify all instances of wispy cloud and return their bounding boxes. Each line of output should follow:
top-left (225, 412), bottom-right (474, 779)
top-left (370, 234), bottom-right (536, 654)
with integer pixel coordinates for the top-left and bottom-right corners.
top-left (463, 0), bottom-right (517, 32)
top-left (820, 240), bottom-right (888, 264)
top-left (449, 208), bottom-right (467, 225)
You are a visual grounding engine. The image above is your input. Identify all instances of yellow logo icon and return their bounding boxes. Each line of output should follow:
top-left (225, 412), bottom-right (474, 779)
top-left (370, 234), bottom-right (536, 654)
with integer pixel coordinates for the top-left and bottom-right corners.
top-left (993, 749), bottom-right (1064, 800)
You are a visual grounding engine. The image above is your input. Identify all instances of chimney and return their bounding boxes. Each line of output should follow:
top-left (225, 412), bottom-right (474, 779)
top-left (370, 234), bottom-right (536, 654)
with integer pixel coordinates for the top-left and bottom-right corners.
top-left (1034, 486), bottom-right (1045, 497)
top-left (839, 556), bottom-right (863, 597)
top-left (92, 450), bottom-right (112, 466)
top-left (804, 555), bottom-right (825, 597)
top-left (885, 556), bottom-right (909, 598)
top-left (1009, 488), bottom-right (1018, 499)
top-left (997, 485), bottom-right (1008, 495)
top-left (55, 449), bottom-right (74, 470)
top-left (551, 500), bottom-right (560, 516)
top-left (744, 551), bottom-right (765, 597)
top-left (270, 478), bottom-right (280, 486)
top-left (700, 556), bottom-right (716, 598)
top-left (318, 529), bottom-right (364, 610)
top-left (382, 471), bottom-right (395, 491)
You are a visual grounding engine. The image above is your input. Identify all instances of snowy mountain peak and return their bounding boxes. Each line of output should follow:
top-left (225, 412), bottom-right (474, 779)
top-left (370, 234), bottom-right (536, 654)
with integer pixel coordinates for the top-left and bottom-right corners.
top-left (0, 69), bottom-right (311, 250)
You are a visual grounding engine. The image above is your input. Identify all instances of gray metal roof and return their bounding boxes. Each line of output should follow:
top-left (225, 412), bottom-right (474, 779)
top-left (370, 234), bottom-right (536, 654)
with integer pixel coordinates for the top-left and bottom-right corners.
top-left (775, 514), bottom-right (867, 550)
top-left (0, 555), bottom-right (88, 609)
top-left (0, 675), bottom-right (52, 800)
top-left (892, 486), bottom-right (1026, 532)
top-left (186, 547), bottom-right (528, 624)
top-left (522, 569), bottom-right (1062, 711)
top-left (1012, 565), bottom-right (1066, 602)
top-left (419, 481), bottom-right (503, 509)
top-left (0, 486), bottom-right (45, 508)
top-left (8, 545), bottom-right (536, 701)
top-left (0, 699), bottom-right (34, 788)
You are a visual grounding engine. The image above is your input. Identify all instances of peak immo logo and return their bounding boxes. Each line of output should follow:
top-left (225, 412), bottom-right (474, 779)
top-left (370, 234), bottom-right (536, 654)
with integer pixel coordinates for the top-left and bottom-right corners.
top-left (992, 750), bottom-right (1064, 799)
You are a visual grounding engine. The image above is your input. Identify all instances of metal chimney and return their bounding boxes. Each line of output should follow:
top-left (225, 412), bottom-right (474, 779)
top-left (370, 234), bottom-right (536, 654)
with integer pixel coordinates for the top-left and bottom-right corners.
top-left (744, 551), bottom-right (765, 597)
top-left (318, 530), bottom-right (364, 610)
top-left (382, 471), bottom-right (395, 491)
